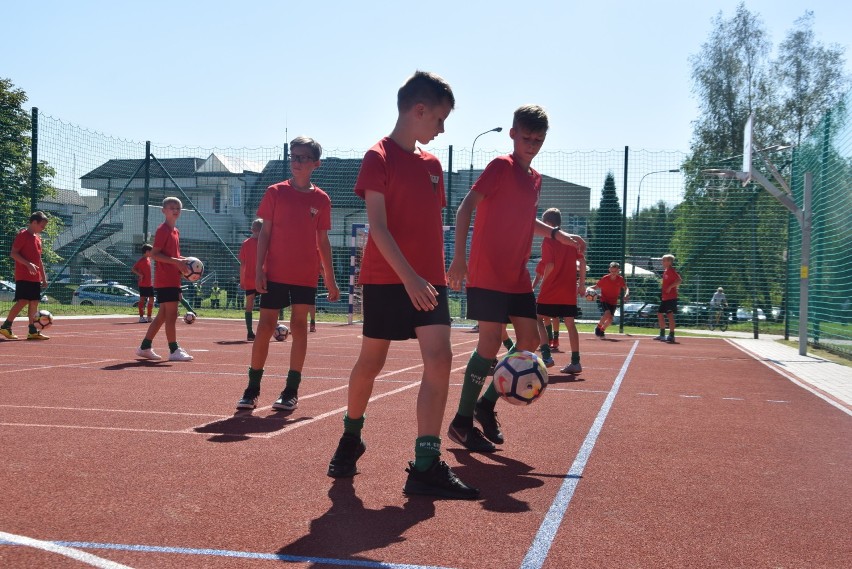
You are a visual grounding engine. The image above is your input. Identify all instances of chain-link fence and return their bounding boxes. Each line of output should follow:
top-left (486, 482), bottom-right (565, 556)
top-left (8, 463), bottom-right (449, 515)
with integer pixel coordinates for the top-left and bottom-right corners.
top-left (2, 100), bottom-right (849, 356)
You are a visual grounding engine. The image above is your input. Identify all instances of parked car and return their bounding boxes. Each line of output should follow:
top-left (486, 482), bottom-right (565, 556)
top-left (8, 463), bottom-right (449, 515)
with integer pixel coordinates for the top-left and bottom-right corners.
top-left (72, 282), bottom-right (141, 307)
top-left (735, 307), bottom-right (767, 322)
top-left (613, 301), bottom-right (658, 327)
top-left (1, 279), bottom-right (49, 303)
top-left (679, 302), bottom-right (710, 326)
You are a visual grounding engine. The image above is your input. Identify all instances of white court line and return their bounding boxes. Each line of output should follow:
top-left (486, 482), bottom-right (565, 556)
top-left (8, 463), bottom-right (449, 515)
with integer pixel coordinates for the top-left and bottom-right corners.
top-left (0, 359), bottom-right (117, 374)
top-left (0, 404), bottom-right (227, 418)
top-left (0, 531), bottom-right (134, 569)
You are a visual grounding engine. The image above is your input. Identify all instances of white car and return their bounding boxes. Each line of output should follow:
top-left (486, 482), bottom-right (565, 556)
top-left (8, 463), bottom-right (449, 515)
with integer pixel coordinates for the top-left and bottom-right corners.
top-left (72, 282), bottom-right (141, 307)
top-left (1, 280), bottom-right (49, 303)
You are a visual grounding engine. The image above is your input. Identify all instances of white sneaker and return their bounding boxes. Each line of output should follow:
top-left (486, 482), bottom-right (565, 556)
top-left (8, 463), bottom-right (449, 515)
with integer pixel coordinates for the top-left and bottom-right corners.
top-left (136, 347), bottom-right (161, 360)
top-left (146, 316), bottom-right (153, 323)
top-left (168, 347), bottom-right (194, 361)
top-left (138, 316), bottom-right (147, 323)
top-left (560, 363), bottom-right (582, 374)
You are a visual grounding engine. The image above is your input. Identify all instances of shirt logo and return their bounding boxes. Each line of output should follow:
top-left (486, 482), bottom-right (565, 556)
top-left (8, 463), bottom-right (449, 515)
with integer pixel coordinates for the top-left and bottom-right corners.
top-left (430, 174), bottom-right (440, 193)
top-left (310, 207), bottom-right (319, 218)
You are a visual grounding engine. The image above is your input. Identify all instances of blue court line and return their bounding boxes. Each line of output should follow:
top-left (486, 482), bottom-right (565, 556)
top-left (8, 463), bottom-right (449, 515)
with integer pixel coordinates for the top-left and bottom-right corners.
top-left (520, 340), bottom-right (639, 569)
top-left (1, 540), bottom-right (458, 569)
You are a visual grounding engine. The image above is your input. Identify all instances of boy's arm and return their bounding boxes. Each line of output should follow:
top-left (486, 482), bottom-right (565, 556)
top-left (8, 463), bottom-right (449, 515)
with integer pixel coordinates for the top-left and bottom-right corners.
top-left (255, 223), bottom-right (272, 293)
top-left (150, 247), bottom-right (190, 277)
top-left (447, 191), bottom-right (482, 291)
top-left (10, 246), bottom-right (40, 278)
top-left (534, 218), bottom-right (586, 256)
top-left (364, 190), bottom-right (437, 311)
top-left (317, 230), bottom-right (339, 301)
top-left (578, 257), bottom-right (587, 297)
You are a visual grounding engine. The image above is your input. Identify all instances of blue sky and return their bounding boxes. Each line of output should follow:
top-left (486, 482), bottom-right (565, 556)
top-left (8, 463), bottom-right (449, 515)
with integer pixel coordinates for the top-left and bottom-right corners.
top-left (4, 0), bottom-right (851, 156)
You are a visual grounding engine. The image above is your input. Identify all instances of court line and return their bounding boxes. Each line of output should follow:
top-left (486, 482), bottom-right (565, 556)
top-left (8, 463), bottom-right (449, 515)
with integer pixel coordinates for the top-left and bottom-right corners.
top-left (0, 531), bottom-right (133, 569)
top-left (0, 404), bottom-right (227, 418)
top-left (520, 340), bottom-right (640, 569)
top-left (0, 539), bottom-right (459, 569)
top-left (0, 359), bottom-right (117, 374)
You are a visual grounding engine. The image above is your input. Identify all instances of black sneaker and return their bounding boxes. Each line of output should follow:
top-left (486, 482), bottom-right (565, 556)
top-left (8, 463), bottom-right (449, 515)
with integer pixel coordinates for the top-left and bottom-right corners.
top-left (247, 332), bottom-right (255, 341)
top-left (327, 433), bottom-right (367, 478)
top-left (403, 460), bottom-right (480, 500)
top-left (447, 423), bottom-right (495, 453)
top-left (594, 326), bottom-right (603, 337)
top-left (236, 389), bottom-right (258, 409)
top-left (474, 403), bottom-right (504, 444)
top-left (666, 335), bottom-right (676, 343)
top-left (272, 388), bottom-right (298, 410)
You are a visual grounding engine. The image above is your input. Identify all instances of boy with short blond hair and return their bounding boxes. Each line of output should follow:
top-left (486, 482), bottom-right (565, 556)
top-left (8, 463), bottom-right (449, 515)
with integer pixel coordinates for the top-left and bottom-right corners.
top-left (235, 137), bottom-right (339, 411)
top-left (655, 254), bottom-right (682, 343)
top-left (135, 197), bottom-right (194, 361)
top-left (326, 70), bottom-right (478, 500)
top-left (131, 243), bottom-right (154, 323)
top-left (447, 105), bottom-right (586, 452)
top-left (1, 211), bottom-right (50, 341)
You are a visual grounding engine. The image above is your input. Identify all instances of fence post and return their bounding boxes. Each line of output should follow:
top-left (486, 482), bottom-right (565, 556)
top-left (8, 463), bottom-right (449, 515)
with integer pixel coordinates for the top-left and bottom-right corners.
top-left (30, 107), bottom-right (38, 213)
top-left (619, 146), bottom-right (629, 333)
top-left (143, 141), bottom-right (151, 242)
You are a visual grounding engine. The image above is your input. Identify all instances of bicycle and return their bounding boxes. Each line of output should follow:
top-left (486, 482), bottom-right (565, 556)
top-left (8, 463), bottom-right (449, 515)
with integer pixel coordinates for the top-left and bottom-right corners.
top-left (708, 306), bottom-right (728, 332)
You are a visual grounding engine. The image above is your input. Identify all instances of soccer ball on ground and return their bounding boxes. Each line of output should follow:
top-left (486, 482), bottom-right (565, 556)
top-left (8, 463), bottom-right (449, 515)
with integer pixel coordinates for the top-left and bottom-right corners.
top-left (273, 324), bottom-right (290, 342)
top-left (584, 286), bottom-right (600, 302)
top-left (183, 257), bottom-right (204, 282)
top-left (34, 310), bottom-right (53, 330)
top-left (493, 350), bottom-right (548, 406)
top-left (183, 311), bottom-right (197, 324)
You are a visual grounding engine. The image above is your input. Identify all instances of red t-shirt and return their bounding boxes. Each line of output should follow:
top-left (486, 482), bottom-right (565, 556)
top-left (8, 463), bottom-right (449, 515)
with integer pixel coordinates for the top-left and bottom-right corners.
top-left (467, 155), bottom-right (541, 293)
top-left (355, 137), bottom-right (447, 286)
top-left (153, 222), bottom-right (182, 288)
top-left (12, 229), bottom-right (44, 283)
top-left (257, 181), bottom-right (331, 287)
top-left (662, 266), bottom-right (680, 300)
top-left (238, 236), bottom-right (259, 290)
top-left (132, 257), bottom-right (152, 287)
top-left (596, 274), bottom-right (626, 305)
top-left (537, 238), bottom-right (581, 305)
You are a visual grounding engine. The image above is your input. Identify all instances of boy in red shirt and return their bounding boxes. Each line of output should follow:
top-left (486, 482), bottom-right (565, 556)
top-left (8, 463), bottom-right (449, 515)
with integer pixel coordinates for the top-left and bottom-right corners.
top-left (447, 105), bottom-right (586, 452)
top-left (655, 254), bottom-right (682, 343)
top-left (135, 197), bottom-right (194, 361)
top-left (1, 211), bottom-right (50, 341)
top-left (238, 218), bottom-right (262, 341)
top-left (236, 137), bottom-right (339, 411)
top-left (594, 261), bottom-right (629, 339)
top-left (130, 243), bottom-right (154, 323)
top-left (535, 208), bottom-right (586, 374)
top-left (326, 71), bottom-right (478, 500)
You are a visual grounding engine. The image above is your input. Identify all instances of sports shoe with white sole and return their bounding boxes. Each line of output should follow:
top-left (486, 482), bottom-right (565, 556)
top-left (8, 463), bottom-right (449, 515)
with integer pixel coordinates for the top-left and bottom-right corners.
top-left (560, 362), bottom-right (582, 374)
top-left (168, 347), bottom-right (193, 361)
top-left (272, 388), bottom-right (298, 410)
top-left (236, 390), bottom-right (258, 409)
top-left (135, 347), bottom-right (161, 360)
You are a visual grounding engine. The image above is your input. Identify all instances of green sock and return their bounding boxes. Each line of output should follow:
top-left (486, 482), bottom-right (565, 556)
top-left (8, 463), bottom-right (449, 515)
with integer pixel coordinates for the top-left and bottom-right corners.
top-left (481, 381), bottom-right (500, 405)
top-left (545, 324), bottom-right (553, 341)
top-left (247, 367), bottom-right (264, 392)
top-left (28, 323), bottom-right (37, 334)
top-left (180, 298), bottom-right (193, 313)
top-left (502, 337), bottom-right (515, 351)
top-left (659, 328), bottom-right (666, 337)
top-left (343, 413), bottom-right (365, 437)
top-left (554, 329), bottom-right (560, 340)
top-left (245, 312), bottom-right (253, 333)
top-left (414, 435), bottom-right (441, 471)
top-left (168, 342), bottom-right (179, 353)
top-left (540, 343), bottom-right (552, 360)
top-left (571, 351), bottom-right (581, 365)
top-left (455, 351), bottom-right (493, 419)
top-left (2, 321), bottom-right (11, 329)
top-left (285, 369), bottom-right (302, 392)
top-left (140, 338), bottom-right (153, 350)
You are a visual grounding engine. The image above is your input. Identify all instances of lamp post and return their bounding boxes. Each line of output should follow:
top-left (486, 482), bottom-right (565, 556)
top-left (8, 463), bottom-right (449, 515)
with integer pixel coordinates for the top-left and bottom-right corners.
top-left (469, 127), bottom-right (502, 189)
top-left (636, 169), bottom-right (680, 218)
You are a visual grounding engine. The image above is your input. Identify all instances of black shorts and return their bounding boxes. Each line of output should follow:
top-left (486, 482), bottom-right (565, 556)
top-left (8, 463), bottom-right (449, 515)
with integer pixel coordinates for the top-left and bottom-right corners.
top-left (14, 280), bottom-right (41, 301)
top-left (599, 302), bottom-right (617, 315)
top-left (537, 303), bottom-right (579, 319)
top-left (243, 289), bottom-right (257, 297)
top-left (658, 299), bottom-right (678, 314)
top-left (363, 284), bottom-right (450, 341)
top-left (467, 287), bottom-right (537, 323)
top-left (139, 286), bottom-right (154, 297)
top-left (259, 281), bottom-right (316, 310)
top-left (155, 287), bottom-right (181, 303)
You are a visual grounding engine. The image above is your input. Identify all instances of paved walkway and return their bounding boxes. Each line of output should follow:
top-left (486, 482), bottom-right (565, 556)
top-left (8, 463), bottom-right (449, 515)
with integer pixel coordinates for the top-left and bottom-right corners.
top-left (724, 335), bottom-right (852, 415)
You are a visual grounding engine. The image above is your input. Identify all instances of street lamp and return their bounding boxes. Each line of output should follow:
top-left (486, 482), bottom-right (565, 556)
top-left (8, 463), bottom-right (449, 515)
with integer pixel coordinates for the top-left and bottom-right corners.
top-left (469, 127), bottom-right (502, 189)
top-left (636, 168), bottom-right (680, 217)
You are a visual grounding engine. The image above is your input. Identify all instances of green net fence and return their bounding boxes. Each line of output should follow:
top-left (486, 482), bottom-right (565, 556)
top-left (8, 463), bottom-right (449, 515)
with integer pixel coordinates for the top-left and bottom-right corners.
top-left (2, 100), bottom-right (850, 357)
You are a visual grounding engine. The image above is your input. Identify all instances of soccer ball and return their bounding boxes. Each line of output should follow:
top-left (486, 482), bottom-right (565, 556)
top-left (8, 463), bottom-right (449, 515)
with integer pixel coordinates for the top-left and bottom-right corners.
top-left (493, 350), bottom-right (548, 406)
top-left (183, 311), bottom-right (197, 324)
top-left (584, 286), bottom-right (599, 302)
top-left (183, 257), bottom-right (204, 282)
top-left (34, 310), bottom-right (53, 330)
top-left (273, 323), bottom-right (290, 342)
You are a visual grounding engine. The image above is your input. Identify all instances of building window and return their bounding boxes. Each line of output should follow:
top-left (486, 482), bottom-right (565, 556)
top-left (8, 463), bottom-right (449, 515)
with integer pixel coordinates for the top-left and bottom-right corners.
top-left (231, 185), bottom-right (242, 209)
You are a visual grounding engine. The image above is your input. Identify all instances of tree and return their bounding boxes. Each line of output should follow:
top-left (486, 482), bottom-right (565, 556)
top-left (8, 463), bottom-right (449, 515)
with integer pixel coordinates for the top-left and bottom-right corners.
top-left (0, 78), bottom-right (57, 279)
top-left (586, 172), bottom-right (622, 276)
